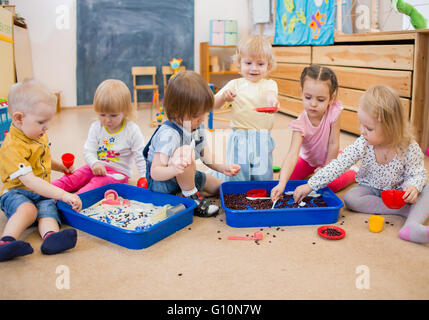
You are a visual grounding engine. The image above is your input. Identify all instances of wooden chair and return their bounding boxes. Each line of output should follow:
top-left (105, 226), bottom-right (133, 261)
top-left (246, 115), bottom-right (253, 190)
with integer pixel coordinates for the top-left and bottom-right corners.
top-left (161, 65), bottom-right (186, 97)
top-left (131, 66), bottom-right (159, 110)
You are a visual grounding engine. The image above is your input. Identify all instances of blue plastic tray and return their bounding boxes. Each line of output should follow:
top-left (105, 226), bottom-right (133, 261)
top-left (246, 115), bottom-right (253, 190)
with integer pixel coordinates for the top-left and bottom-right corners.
top-left (0, 106), bottom-right (12, 143)
top-left (57, 183), bottom-right (196, 249)
top-left (220, 180), bottom-right (344, 228)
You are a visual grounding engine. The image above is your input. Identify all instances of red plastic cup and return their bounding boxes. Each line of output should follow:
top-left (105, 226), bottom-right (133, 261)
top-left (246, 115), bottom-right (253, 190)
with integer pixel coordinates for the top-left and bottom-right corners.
top-left (61, 153), bottom-right (75, 175)
top-left (381, 190), bottom-right (406, 209)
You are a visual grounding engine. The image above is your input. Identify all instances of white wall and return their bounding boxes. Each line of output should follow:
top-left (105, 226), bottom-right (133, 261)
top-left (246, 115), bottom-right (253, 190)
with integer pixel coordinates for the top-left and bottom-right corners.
top-left (10, 0), bottom-right (76, 107)
top-left (194, 0), bottom-right (250, 74)
top-left (11, 0), bottom-right (249, 107)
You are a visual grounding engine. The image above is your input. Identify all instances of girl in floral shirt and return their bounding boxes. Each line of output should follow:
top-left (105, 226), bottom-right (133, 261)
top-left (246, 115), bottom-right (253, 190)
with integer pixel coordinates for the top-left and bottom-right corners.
top-left (294, 85), bottom-right (428, 244)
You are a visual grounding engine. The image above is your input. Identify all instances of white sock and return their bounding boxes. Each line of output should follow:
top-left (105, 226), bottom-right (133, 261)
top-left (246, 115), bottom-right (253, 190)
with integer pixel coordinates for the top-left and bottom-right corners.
top-left (182, 187), bottom-right (198, 197)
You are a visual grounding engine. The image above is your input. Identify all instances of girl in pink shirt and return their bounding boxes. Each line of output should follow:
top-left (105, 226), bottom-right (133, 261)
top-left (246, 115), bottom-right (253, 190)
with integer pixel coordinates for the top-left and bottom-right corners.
top-left (271, 65), bottom-right (357, 201)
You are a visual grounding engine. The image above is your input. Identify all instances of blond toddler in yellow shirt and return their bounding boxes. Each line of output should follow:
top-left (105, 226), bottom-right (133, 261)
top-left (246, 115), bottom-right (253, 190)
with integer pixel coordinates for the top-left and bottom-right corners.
top-left (208, 35), bottom-right (280, 181)
top-left (0, 79), bottom-right (82, 262)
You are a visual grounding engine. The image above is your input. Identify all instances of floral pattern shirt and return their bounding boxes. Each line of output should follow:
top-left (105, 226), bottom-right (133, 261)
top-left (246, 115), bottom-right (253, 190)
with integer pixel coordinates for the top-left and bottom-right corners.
top-left (308, 136), bottom-right (427, 192)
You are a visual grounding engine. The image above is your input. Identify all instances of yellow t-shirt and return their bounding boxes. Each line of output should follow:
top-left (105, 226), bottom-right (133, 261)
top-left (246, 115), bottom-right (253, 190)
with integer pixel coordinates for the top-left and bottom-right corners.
top-left (218, 78), bottom-right (278, 130)
top-left (0, 124), bottom-right (52, 194)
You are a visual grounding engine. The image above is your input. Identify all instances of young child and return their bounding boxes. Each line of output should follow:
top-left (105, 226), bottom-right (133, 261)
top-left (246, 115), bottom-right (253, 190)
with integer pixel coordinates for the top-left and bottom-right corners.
top-left (293, 85), bottom-right (429, 244)
top-left (271, 65), bottom-right (357, 201)
top-left (144, 70), bottom-right (241, 217)
top-left (0, 79), bottom-right (82, 262)
top-left (208, 35), bottom-right (280, 181)
top-left (52, 79), bottom-right (147, 193)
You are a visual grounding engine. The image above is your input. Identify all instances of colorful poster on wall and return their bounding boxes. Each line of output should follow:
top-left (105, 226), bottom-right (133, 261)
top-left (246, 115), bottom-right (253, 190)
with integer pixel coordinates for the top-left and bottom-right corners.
top-left (274, 0), bottom-right (335, 46)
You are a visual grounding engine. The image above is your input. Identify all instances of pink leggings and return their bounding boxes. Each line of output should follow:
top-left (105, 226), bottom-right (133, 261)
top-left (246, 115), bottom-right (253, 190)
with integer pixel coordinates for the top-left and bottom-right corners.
top-left (52, 165), bottom-right (129, 194)
top-left (290, 157), bottom-right (356, 193)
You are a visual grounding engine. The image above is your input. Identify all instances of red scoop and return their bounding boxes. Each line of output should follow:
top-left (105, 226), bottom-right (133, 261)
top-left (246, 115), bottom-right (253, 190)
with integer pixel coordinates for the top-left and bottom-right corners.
top-left (246, 189), bottom-right (268, 198)
top-left (254, 107), bottom-right (278, 113)
top-left (137, 177), bottom-right (148, 188)
top-left (228, 231), bottom-right (263, 241)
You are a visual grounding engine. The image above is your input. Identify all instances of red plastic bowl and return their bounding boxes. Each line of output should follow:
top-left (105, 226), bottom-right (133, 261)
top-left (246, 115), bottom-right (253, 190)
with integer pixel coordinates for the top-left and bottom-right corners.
top-left (317, 226), bottom-right (345, 240)
top-left (246, 188), bottom-right (268, 198)
top-left (381, 190), bottom-right (406, 209)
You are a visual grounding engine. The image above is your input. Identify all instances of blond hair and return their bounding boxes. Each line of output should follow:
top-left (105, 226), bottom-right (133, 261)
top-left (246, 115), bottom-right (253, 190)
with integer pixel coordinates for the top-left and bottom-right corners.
top-left (233, 35), bottom-right (276, 73)
top-left (93, 79), bottom-right (135, 120)
top-left (359, 84), bottom-right (414, 151)
top-left (8, 78), bottom-right (57, 115)
top-left (164, 70), bottom-right (213, 124)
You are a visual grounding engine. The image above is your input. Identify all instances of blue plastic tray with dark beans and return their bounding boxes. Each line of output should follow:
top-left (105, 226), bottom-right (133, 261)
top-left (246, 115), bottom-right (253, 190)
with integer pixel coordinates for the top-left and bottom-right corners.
top-left (220, 180), bottom-right (344, 228)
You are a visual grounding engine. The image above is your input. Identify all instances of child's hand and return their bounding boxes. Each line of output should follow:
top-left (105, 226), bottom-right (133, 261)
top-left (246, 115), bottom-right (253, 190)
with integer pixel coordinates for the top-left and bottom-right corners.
top-left (171, 160), bottom-right (187, 174)
top-left (169, 145), bottom-right (194, 174)
top-left (222, 164), bottom-right (241, 176)
top-left (266, 93), bottom-right (280, 110)
top-left (403, 185), bottom-right (419, 204)
top-left (92, 163), bottom-right (106, 176)
top-left (62, 192), bottom-right (82, 212)
top-left (63, 165), bottom-right (75, 175)
top-left (293, 184), bottom-right (313, 204)
top-left (223, 89), bottom-right (236, 103)
top-left (271, 182), bottom-right (286, 202)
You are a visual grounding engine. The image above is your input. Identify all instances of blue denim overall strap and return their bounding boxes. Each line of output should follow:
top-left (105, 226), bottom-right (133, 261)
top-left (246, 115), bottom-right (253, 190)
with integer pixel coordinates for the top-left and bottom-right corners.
top-left (142, 120), bottom-right (204, 159)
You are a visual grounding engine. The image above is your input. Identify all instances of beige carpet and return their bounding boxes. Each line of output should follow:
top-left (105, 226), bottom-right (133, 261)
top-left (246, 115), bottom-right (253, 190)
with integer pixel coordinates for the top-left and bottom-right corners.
top-left (1, 105), bottom-right (429, 300)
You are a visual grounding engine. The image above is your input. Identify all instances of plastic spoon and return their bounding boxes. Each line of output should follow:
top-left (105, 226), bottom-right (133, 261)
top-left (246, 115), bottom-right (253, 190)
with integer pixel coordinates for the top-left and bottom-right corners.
top-left (228, 231), bottom-right (263, 241)
top-left (246, 196), bottom-right (272, 200)
top-left (106, 173), bottom-right (126, 180)
top-left (271, 199), bottom-right (277, 209)
top-left (221, 82), bottom-right (249, 109)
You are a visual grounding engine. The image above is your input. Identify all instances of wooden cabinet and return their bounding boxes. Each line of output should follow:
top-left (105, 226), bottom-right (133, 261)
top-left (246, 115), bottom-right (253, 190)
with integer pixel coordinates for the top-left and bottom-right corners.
top-left (0, 6), bottom-right (15, 98)
top-left (271, 30), bottom-right (429, 150)
top-left (200, 42), bottom-right (239, 84)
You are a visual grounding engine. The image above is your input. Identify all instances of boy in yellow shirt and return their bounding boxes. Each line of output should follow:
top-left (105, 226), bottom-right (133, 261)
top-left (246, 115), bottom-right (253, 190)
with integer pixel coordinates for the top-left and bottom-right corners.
top-left (0, 79), bottom-right (82, 262)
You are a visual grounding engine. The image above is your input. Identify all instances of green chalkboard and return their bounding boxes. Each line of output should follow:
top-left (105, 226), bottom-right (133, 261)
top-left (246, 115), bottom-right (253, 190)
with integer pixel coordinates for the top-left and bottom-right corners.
top-left (77, 0), bottom-right (194, 105)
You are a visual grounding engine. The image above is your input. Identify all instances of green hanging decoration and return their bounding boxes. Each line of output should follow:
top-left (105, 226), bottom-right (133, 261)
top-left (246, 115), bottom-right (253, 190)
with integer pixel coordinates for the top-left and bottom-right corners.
top-left (390, 0), bottom-right (427, 30)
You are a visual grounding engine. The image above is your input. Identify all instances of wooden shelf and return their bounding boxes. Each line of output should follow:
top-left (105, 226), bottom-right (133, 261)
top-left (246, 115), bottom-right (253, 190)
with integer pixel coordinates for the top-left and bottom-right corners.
top-left (200, 42), bottom-right (240, 84)
top-left (0, 6), bottom-right (15, 98)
